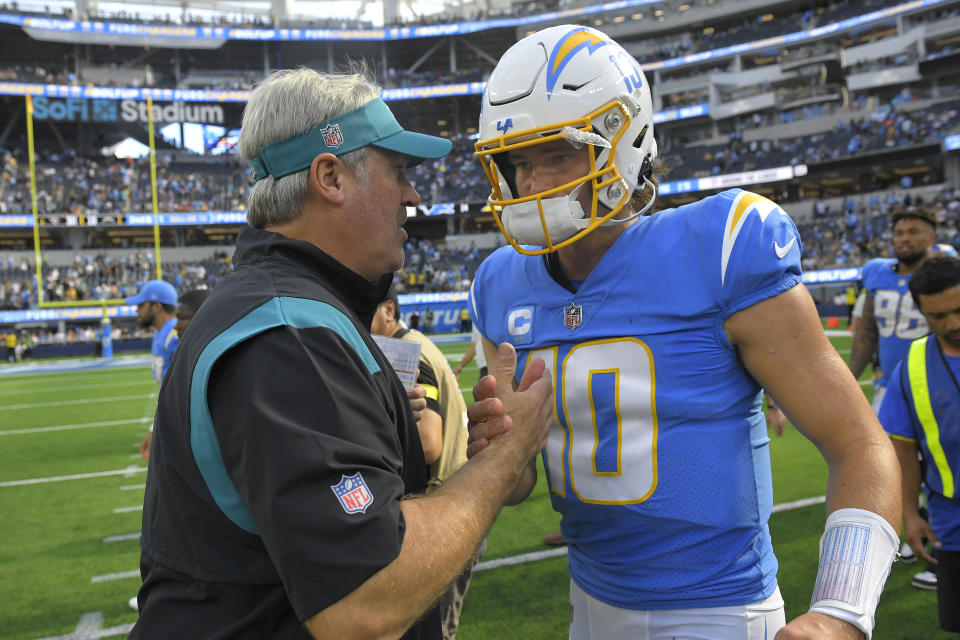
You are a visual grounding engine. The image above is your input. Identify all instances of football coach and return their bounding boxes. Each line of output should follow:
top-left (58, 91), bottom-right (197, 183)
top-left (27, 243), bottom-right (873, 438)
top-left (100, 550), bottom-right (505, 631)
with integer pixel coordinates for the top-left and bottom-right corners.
top-left (129, 66), bottom-right (554, 640)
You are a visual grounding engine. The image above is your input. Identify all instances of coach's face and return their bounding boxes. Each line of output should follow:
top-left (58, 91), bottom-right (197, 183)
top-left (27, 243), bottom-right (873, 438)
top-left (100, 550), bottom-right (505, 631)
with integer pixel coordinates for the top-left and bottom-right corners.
top-left (346, 148), bottom-right (420, 281)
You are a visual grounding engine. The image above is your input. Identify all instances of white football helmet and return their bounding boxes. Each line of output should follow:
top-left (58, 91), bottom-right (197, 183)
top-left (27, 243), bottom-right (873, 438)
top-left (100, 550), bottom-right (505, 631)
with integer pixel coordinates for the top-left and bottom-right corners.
top-left (476, 25), bottom-right (658, 255)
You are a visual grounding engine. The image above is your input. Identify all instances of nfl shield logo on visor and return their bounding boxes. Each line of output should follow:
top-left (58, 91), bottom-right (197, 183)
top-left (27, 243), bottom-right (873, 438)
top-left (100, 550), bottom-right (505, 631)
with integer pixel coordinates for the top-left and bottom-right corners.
top-left (321, 123), bottom-right (344, 149)
top-left (331, 472), bottom-right (374, 514)
top-left (564, 303), bottom-right (582, 330)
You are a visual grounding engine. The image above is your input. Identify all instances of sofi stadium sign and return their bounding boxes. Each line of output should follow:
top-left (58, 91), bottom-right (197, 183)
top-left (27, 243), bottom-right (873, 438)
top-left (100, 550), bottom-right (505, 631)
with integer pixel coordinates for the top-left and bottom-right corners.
top-left (31, 96), bottom-right (224, 124)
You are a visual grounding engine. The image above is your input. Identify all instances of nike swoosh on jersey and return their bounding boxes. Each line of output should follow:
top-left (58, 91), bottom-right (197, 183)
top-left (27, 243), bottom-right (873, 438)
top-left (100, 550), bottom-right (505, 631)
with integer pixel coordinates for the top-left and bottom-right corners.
top-left (774, 236), bottom-right (796, 259)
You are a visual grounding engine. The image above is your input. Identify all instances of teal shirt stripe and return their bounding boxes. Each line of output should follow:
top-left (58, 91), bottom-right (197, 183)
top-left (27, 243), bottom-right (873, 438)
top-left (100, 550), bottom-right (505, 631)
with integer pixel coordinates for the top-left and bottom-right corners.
top-left (190, 296), bottom-right (381, 534)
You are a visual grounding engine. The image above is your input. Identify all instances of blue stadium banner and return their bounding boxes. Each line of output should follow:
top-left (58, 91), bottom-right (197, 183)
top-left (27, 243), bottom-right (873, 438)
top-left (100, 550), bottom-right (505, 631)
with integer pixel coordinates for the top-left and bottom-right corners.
top-left (0, 215), bottom-right (34, 227)
top-left (1, 0), bottom-right (669, 41)
top-left (0, 83), bottom-right (710, 121)
top-left (397, 292), bottom-right (470, 333)
top-left (125, 212), bottom-right (248, 226)
top-left (0, 0), bottom-right (945, 50)
top-left (399, 292), bottom-right (469, 305)
top-left (653, 103), bottom-right (708, 124)
top-left (945, 134), bottom-right (960, 152)
top-left (801, 268), bottom-right (862, 284)
top-left (658, 165), bottom-right (804, 195)
top-left (0, 305), bottom-right (137, 324)
top-left (0, 212), bottom-right (248, 227)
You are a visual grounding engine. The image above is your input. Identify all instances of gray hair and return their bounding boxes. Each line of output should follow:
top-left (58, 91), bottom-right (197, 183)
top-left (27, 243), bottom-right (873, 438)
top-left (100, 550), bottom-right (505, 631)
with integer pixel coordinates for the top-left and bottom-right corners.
top-left (239, 67), bottom-right (379, 228)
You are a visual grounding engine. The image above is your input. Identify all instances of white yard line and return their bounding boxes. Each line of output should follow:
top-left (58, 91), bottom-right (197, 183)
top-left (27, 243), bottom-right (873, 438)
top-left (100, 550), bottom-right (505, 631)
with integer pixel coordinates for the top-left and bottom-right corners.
top-left (97, 494), bottom-right (831, 581)
top-left (4, 394), bottom-right (156, 410)
top-left (119, 484), bottom-right (145, 491)
top-left (0, 466), bottom-right (146, 488)
top-left (0, 380), bottom-right (151, 396)
top-left (475, 547), bottom-right (570, 572)
top-left (102, 533), bottom-right (140, 543)
top-left (0, 418), bottom-right (149, 436)
top-left (113, 505), bottom-right (143, 514)
top-left (89, 570), bottom-right (140, 583)
top-left (771, 495), bottom-right (826, 513)
top-left (32, 622), bottom-right (135, 640)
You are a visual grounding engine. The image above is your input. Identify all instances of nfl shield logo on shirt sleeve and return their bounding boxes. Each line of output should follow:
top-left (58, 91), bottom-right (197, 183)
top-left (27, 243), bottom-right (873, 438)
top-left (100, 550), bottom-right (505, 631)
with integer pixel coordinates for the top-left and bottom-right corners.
top-left (331, 472), bottom-right (374, 514)
top-left (321, 123), bottom-right (344, 149)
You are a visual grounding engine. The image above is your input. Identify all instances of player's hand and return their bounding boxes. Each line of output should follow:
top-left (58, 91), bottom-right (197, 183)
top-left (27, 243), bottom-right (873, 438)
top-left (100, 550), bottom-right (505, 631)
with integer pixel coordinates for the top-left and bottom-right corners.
top-left (407, 384), bottom-right (427, 423)
top-left (766, 407), bottom-right (787, 437)
top-left (904, 512), bottom-right (941, 565)
top-left (775, 612), bottom-right (864, 640)
top-left (480, 343), bottom-right (553, 463)
top-left (467, 371), bottom-right (507, 458)
top-left (140, 432), bottom-right (152, 460)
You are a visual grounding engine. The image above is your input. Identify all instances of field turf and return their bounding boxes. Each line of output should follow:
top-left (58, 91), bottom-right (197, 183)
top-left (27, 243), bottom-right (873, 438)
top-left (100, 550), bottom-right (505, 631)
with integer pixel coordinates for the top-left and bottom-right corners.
top-left (0, 333), bottom-right (949, 639)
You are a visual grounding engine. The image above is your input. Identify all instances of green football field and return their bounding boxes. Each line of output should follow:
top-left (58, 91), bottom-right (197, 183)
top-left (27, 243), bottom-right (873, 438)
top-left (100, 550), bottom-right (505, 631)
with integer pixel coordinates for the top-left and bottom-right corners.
top-left (0, 334), bottom-right (949, 639)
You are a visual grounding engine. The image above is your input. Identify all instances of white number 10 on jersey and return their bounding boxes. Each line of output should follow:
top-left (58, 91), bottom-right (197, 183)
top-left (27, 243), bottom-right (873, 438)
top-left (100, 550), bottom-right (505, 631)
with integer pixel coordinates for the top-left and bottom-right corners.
top-left (529, 338), bottom-right (658, 505)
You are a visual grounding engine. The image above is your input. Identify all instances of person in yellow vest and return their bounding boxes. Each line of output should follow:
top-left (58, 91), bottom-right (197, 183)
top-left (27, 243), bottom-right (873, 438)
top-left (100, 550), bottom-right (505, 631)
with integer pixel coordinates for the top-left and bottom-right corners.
top-left (879, 256), bottom-right (960, 637)
top-left (371, 286), bottom-right (481, 640)
top-left (3, 330), bottom-right (17, 362)
top-left (4, 331), bottom-right (18, 362)
top-left (844, 283), bottom-right (858, 327)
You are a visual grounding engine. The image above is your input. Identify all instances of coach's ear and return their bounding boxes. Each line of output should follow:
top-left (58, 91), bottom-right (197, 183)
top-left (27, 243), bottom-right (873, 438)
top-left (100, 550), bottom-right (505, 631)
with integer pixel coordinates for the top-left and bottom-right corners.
top-left (308, 153), bottom-right (346, 206)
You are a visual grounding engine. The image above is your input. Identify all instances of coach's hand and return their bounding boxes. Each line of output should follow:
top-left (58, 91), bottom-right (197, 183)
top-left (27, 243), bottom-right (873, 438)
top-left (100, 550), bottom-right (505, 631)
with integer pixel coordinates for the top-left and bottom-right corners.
top-left (467, 343), bottom-right (551, 459)
top-left (407, 382), bottom-right (427, 424)
top-left (776, 613), bottom-right (864, 640)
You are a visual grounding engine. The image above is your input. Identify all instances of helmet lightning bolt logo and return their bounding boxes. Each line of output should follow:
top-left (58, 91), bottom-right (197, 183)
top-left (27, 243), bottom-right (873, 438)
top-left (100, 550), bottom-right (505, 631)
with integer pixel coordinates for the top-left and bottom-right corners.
top-left (546, 28), bottom-right (611, 99)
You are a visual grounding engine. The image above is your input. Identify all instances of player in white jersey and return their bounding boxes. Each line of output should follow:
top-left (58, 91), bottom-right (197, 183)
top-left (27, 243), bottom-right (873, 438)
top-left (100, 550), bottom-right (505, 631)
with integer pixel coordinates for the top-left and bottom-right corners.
top-left (467, 25), bottom-right (901, 640)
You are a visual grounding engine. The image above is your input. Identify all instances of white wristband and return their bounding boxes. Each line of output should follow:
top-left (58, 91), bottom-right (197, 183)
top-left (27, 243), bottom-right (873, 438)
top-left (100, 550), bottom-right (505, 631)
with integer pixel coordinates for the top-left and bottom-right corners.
top-left (809, 508), bottom-right (898, 639)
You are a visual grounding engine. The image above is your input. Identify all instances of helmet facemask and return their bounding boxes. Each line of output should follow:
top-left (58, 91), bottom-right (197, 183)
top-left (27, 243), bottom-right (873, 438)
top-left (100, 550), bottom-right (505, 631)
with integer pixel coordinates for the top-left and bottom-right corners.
top-left (477, 99), bottom-right (654, 255)
top-left (475, 26), bottom-right (658, 256)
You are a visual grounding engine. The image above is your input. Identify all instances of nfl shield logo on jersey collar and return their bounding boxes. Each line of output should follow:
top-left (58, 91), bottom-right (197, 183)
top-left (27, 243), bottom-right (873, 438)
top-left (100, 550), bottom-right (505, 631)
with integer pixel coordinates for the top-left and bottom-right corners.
top-left (564, 303), bottom-right (582, 330)
top-left (331, 472), bottom-right (374, 514)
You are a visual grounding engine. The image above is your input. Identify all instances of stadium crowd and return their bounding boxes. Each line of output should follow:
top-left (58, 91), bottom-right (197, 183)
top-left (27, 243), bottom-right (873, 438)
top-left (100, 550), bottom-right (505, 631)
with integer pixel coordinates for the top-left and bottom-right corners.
top-left (1, 0), bottom-right (952, 95)
top-left (0, 250), bottom-right (231, 310)
top-left (665, 96), bottom-right (960, 179)
top-left (3, 184), bottom-right (957, 315)
top-left (0, 151), bottom-right (248, 218)
top-left (0, 236), bottom-right (495, 312)
top-left (2, 92), bottom-right (954, 217)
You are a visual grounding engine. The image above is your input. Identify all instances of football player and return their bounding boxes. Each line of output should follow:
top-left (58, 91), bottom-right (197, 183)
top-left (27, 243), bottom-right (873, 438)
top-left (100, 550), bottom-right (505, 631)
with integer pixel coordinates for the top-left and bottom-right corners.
top-left (468, 25), bottom-right (900, 640)
top-left (849, 208), bottom-right (939, 411)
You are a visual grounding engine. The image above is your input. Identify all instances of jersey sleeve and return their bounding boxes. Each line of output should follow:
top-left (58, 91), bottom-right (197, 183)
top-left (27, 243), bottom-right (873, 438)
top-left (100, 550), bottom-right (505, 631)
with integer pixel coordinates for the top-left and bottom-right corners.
top-left (416, 356), bottom-right (443, 416)
top-left (206, 325), bottom-right (408, 621)
top-left (468, 251), bottom-right (500, 344)
top-left (713, 190), bottom-right (803, 318)
top-left (877, 361), bottom-right (917, 441)
top-left (860, 259), bottom-right (881, 293)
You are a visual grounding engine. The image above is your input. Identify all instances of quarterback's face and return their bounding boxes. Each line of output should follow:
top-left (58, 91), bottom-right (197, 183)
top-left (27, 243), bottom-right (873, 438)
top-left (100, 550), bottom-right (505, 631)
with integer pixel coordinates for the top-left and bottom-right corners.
top-left (510, 139), bottom-right (591, 201)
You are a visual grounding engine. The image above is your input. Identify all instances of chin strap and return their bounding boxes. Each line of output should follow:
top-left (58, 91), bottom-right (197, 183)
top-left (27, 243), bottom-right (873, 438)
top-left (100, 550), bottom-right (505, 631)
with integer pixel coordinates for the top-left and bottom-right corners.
top-left (596, 174), bottom-right (658, 228)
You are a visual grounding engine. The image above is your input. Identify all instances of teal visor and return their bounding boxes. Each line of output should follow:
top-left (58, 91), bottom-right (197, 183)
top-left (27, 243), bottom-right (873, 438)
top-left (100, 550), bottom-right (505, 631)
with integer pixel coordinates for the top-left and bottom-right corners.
top-left (247, 97), bottom-right (452, 182)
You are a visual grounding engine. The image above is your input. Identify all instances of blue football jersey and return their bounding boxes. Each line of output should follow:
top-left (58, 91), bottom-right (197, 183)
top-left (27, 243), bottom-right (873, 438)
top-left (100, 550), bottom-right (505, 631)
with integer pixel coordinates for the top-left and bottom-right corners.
top-left (152, 317), bottom-right (179, 386)
top-left (861, 258), bottom-right (928, 387)
top-left (471, 189), bottom-right (802, 610)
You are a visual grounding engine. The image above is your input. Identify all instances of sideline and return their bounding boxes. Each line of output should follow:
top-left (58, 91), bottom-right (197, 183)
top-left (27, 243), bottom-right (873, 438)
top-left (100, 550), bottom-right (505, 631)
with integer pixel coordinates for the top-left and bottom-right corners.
top-left (0, 466), bottom-right (146, 488)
